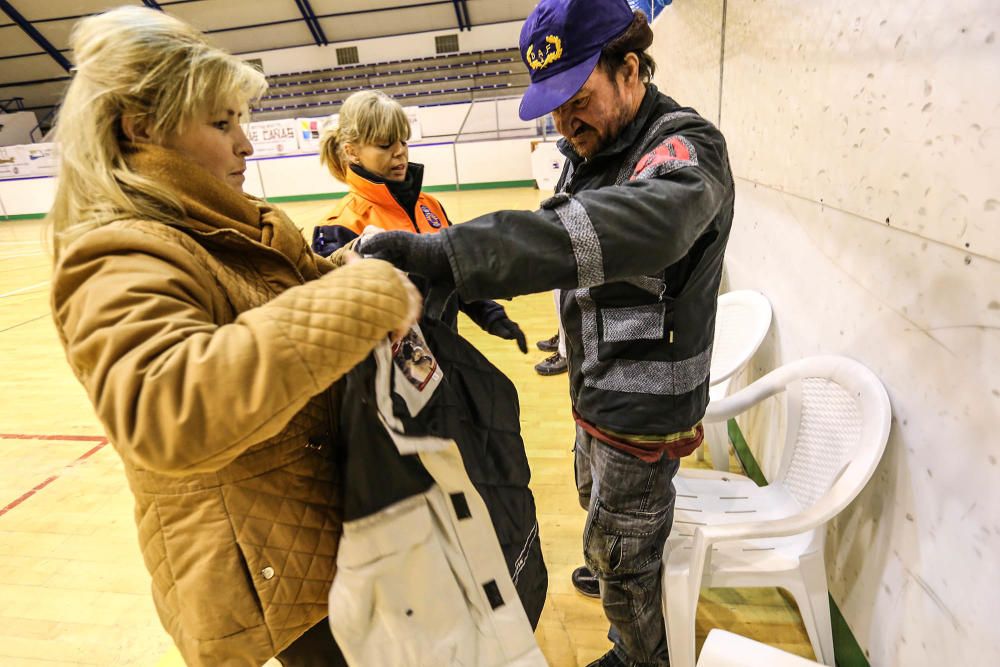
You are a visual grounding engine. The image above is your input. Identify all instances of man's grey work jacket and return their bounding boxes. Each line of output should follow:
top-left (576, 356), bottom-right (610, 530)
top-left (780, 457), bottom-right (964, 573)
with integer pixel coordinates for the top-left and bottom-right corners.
top-left (441, 85), bottom-right (735, 436)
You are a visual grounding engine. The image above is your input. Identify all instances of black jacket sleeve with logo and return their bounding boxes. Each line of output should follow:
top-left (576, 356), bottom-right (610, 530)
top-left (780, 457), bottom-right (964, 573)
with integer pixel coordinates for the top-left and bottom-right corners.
top-left (440, 108), bottom-right (733, 302)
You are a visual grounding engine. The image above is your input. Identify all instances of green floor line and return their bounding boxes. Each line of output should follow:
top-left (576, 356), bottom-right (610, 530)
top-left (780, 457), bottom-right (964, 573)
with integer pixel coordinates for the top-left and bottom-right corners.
top-left (0, 213), bottom-right (47, 221)
top-left (266, 180), bottom-right (536, 203)
top-left (727, 419), bottom-right (767, 485)
top-left (266, 192), bottom-right (349, 203)
top-left (447, 179), bottom-right (536, 191)
top-left (3, 181), bottom-right (539, 214)
top-left (727, 419), bottom-right (870, 667)
top-left (830, 595), bottom-right (869, 667)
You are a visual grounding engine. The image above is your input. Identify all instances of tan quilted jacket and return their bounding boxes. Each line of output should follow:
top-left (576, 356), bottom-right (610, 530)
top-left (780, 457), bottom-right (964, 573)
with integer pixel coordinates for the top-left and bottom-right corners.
top-left (51, 146), bottom-right (411, 665)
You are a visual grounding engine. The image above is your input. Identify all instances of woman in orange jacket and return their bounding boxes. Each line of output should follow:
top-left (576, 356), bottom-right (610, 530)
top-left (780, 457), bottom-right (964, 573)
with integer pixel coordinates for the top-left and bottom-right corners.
top-left (312, 90), bottom-right (526, 352)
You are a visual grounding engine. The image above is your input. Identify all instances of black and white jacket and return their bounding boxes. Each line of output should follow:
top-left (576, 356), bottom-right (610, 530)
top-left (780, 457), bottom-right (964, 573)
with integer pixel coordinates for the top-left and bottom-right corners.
top-left (328, 317), bottom-right (547, 666)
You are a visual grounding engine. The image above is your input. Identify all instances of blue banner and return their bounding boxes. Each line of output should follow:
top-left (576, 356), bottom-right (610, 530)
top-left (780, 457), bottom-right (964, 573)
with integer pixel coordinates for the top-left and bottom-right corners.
top-left (627, 0), bottom-right (673, 21)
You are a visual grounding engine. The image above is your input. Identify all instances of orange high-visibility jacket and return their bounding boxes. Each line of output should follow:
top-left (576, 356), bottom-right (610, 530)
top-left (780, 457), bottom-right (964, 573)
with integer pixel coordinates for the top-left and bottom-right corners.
top-left (313, 162), bottom-right (513, 339)
top-left (321, 163), bottom-right (450, 244)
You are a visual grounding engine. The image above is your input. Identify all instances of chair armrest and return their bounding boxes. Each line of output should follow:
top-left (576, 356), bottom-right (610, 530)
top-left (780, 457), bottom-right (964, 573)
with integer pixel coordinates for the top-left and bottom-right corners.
top-left (703, 386), bottom-right (768, 422)
top-left (696, 510), bottom-right (826, 544)
top-left (703, 369), bottom-right (790, 422)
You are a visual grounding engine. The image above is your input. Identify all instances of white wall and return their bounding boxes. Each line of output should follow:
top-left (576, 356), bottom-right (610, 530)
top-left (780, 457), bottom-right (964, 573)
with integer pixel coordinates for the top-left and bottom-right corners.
top-left (0, 176), bottom-right (55, 217)
top-left (455, 138), bottom-right (532, 184)
top-left (242, 21), bottom-right (522, 75)
top-left (648, 2), bottom-right (723, 125)
top-left (0, 111), bottom-right (39, 147)
top-left (0, 95), bottom-right (537, 216)
top-left (0, 136), bottom-right (536, 217)
top-left (653, 1), bottom-right (1000, 664)
top-left (417, 98), bottom-right (535, 138)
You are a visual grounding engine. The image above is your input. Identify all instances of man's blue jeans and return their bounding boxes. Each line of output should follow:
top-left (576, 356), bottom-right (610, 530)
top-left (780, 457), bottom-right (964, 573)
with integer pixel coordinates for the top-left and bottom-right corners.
top-left (575, 425), bottom-right (680, 667)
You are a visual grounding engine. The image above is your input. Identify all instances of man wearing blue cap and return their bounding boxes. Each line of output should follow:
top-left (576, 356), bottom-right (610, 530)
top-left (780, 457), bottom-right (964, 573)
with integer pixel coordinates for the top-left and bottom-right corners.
top-left (362, 1), bottom-right (734, 664)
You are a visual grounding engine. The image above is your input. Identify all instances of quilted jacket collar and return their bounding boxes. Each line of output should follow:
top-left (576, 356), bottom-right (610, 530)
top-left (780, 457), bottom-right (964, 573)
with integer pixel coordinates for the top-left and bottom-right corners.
top-left (127, 144), bottom-right (322, 280)
top-left (126, 144), bottom-right (261, 238)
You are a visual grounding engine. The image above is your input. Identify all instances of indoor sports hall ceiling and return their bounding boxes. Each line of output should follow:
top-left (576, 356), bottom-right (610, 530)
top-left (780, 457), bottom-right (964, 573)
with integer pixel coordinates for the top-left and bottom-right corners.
top-left (0, 0), bottom-right (537, 121)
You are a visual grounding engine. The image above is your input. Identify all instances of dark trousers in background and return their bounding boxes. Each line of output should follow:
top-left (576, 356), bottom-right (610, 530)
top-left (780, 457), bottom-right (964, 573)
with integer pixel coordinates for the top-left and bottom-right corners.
top-left (275, 618), bottom-right (348, 667)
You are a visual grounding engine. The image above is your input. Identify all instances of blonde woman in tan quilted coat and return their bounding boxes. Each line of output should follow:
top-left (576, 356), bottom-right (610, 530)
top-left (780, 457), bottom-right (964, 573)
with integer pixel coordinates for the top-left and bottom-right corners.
top-left (48, 8), bottom-right (420, 666)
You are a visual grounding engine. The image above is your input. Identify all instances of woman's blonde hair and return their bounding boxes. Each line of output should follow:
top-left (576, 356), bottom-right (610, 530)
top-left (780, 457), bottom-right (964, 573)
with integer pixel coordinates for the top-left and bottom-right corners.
top-left (49, 6), bottom-right (267, 256)
top-left (318, 90), bottom-right (411, 182)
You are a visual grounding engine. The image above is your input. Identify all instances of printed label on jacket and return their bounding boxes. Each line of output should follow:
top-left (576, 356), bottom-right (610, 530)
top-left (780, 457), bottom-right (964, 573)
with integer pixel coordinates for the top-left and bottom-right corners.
top-left (372, 331), bottom-right (447, 454)
top-left (631, 135), bottom-right (698, 181)
top-left (392, 329), bottom-right (439, 391)
top-left (420, 204), bottom-right (442, 228)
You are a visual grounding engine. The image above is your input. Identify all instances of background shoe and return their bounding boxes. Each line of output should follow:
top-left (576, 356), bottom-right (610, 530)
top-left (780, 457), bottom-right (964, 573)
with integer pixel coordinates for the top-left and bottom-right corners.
top-left (584, 649), bottom-right (627, 667)
top-left (536, 332), bottom-right (559, 352)
top-left (534, 351), bottom-right (568, 375)
top-left (571, 565), bottom-right (600, 598)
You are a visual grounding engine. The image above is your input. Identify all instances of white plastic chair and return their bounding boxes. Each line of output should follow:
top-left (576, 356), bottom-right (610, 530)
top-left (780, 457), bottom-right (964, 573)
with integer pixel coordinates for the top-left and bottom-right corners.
top-left (663, 356), bottom-right (892, 667)
top-left (699, 290), bottom-right (772, 471)
top-left (696, 629), bottom-right (822, 666)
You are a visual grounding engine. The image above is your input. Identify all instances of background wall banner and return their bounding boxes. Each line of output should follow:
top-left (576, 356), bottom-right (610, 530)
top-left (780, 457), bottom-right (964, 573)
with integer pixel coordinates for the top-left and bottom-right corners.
top-left (628, 0), bottom-right (673, 21)
top-left (0, 145), bottom-right (30, 178)
top-left (296, 115), bottom-right (336, 152)
top-left (246, 119), bottom-right (299, 156)
top-left (25, 143), bottom-right (56, 176)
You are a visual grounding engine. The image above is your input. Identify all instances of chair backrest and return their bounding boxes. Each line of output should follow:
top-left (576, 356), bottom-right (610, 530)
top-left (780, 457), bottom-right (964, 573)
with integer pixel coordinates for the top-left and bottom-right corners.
top-left (709, 290), bottom-right (772, 386)
top-left (769, 357), bottom-right (891, 515)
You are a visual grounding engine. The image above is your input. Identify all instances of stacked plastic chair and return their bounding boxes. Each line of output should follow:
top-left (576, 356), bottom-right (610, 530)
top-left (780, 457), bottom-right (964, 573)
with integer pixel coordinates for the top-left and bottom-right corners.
top-left (663, 355), bottom-right (892, 666)
top-left (699, 290), bottom-right (773, 470)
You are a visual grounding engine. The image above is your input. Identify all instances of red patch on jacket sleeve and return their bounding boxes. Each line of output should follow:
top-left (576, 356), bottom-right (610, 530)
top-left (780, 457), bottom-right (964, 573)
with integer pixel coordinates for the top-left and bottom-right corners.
top-left (631, 135), bottom-right (697, 180)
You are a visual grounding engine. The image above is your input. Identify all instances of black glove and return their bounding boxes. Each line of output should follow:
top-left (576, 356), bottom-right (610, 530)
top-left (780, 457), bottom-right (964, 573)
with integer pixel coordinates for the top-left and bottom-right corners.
top-left (459, 299), bottom-right (527, 353)
top-left (359, 231), bottom-right (454, 286)
top-left (486, 313), bottom-right (528, 353)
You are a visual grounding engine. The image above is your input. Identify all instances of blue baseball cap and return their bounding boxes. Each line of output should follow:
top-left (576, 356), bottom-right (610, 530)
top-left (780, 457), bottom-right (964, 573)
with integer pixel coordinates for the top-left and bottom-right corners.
top-left (518, 0), bottom-right (635, 121)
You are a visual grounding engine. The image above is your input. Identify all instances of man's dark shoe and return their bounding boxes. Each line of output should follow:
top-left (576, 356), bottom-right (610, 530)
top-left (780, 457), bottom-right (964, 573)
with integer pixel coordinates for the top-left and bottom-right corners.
top-left (534, 351), bottom-right (568, 376)
top-left (585, 649), bottom-right (627, 667)
top-left (571, 565), bottom-right (600, 598)
top-left (536, 332), bottom-right (560, 352)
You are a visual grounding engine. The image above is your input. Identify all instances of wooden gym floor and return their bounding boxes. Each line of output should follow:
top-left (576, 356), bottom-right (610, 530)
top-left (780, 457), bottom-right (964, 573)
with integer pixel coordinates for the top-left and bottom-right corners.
top-left (0, 188), bottom-right (813, 666)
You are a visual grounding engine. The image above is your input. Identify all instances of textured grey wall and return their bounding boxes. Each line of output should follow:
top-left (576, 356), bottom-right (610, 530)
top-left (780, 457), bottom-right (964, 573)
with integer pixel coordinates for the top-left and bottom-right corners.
top-left (652, 1), bottom-right (1000, 663)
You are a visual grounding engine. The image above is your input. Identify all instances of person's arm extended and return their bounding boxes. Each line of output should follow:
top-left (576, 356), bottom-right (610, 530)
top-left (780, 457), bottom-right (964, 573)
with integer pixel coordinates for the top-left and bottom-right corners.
top-left (362, 127), bottom-right (731, 301)
top-left (53, 226), bottom-right (412, 475)
top-left (445, 154), bottom-right (730, 300)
